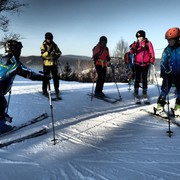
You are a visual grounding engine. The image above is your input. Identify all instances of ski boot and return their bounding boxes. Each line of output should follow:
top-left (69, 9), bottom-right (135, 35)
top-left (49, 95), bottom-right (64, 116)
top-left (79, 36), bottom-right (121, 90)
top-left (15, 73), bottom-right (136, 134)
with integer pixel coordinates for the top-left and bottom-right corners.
top-left (174, 104), bottom-right (180, 116)
top-left (0, 120), bottom-right (13, 134)
top-left (155, 103), bottom-right (168, 118)
top-left (56, 90), bottom-right (62, 100)
top-left (133, 88), bottom-right (139, 98)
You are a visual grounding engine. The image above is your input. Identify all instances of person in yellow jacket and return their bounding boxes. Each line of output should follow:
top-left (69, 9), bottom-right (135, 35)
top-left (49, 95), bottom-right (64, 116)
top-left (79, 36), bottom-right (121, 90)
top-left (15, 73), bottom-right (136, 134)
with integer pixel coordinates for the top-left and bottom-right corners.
top-left (41, 32), bottom-right (62, 98)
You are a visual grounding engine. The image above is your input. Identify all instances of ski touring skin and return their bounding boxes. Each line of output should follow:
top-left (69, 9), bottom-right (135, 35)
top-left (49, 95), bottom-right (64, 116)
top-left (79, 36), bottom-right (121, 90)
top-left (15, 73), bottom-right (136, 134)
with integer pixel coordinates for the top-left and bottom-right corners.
top-left (0, 113), bottom-right (48, 137)
top-left (87, 93), bottom-right (121, 103)
top-left (0, 127), bottom-right (47, 148)
top-left (140, 108), bottom-right (180, 126)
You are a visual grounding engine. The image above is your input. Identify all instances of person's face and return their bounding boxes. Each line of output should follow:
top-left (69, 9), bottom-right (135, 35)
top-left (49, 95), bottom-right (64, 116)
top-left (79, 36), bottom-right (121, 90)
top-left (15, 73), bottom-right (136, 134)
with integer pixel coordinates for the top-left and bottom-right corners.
top-left (168, 39), bottom-right (176, 47)
top-left (46, 38), bottom-right (52, 43)
top-left (137, 36), bottom-right (144, 42)
top-left (100, 40), bottom-right (107, 47)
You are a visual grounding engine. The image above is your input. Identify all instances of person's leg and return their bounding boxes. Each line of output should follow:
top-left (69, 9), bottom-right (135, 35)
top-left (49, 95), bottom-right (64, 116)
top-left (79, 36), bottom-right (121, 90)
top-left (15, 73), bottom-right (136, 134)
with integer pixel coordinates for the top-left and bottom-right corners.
top-left (0, 96), bottom-right (13, 134)
top-left (156, 76), bottom-right (173, 116)
top-left (95, 66), bottom-right (106, 97)
top-left (42, 66), bottom-right (50, 95)
top-left (173, 77), bottom-right (180, 115)
top-left (134, 64), bottom-right (141, 96)
top-left (142, 65), bottom-right (150, 97)
top-left (51, 65), bottom-right (59, 93)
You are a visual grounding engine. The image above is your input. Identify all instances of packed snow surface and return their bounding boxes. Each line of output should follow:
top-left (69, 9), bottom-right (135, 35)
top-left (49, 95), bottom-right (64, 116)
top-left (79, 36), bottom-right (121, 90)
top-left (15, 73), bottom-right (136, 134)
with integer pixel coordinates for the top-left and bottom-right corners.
top-left (0, 75), bottom-right (180, 180)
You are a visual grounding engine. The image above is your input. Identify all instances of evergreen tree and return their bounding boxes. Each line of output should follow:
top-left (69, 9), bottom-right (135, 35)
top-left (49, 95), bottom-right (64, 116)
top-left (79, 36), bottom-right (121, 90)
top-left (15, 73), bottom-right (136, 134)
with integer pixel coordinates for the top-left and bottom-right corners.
top-left (62, 62), bottom-right (72, 81)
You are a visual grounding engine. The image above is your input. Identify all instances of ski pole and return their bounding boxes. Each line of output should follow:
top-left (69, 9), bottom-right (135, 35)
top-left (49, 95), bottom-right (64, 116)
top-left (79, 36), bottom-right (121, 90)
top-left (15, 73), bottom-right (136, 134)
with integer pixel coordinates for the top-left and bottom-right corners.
top-left (6, 90), bottom-right (11, 114)
top-left (127, 64), bottom-right (132, 91)
top-left (91, 67), bottom-right (96, 101)
top-left (111, 64), bottom-right (122, 101)
top-left (166, 78), bottom-right (173, 137)
top-left (58, 61), bottom-right (64, 75)
top-left (152, 64), bottom-right (160, 95)
top-left (47, 81), bottom-right (58, 145)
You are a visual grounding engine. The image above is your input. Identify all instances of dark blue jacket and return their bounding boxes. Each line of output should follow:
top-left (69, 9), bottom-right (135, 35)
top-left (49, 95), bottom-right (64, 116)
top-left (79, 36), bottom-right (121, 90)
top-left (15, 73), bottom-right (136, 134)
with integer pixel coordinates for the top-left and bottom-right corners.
top-left (0, 54), bottom-right (44, 96)
top-left (161, 42), bottom-right (180, 76)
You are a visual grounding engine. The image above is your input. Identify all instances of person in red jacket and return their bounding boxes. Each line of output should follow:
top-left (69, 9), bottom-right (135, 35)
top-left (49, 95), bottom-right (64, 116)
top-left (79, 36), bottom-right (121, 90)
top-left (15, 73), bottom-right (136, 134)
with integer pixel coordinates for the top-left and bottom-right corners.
top-left (92, 36), bottom-right (111, 97)
top-left (130, 30), bottom-right (155, 98)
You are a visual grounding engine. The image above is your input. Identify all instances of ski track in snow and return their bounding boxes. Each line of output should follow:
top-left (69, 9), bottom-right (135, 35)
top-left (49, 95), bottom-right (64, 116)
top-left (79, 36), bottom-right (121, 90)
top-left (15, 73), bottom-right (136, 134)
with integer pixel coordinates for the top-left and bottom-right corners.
top-left (0, 76), bottom-right (180, 179)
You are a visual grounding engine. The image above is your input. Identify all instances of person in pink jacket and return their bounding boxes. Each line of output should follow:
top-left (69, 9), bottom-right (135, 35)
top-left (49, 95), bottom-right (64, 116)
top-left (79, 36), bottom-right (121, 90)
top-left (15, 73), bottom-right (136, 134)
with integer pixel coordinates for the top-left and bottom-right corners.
top-left (130, 30), bottom-right (155, 98)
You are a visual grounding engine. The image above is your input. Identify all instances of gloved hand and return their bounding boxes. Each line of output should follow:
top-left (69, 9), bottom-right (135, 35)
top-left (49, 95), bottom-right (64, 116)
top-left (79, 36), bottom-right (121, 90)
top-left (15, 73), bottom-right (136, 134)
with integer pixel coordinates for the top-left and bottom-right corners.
top-left (106, 56), bottom-right (111, 62)
top-left (93, 53), bottom-right (100, 61)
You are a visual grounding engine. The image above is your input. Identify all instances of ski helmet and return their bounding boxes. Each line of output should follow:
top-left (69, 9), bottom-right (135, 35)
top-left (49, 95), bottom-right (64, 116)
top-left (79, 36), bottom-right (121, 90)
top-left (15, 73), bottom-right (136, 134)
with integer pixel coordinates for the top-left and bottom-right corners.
top-left (5, 40), bottom-right (23, 54)
top-left (45, 32), bottom-right (53, 40)
top-left (136, 30), bottom-right (146, 38)
top-left (165, 27), bottom-right (180, 40)
top-left (99, 36), bottom-right (107, 43)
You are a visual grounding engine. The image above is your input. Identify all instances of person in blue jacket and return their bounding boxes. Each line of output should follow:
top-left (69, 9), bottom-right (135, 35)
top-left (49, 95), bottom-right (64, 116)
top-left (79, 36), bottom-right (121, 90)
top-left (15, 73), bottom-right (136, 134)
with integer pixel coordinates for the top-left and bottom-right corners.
top-left (0, 40), bottom-right (50, 134)
top-left (156, 27), bottom-right (180, 117)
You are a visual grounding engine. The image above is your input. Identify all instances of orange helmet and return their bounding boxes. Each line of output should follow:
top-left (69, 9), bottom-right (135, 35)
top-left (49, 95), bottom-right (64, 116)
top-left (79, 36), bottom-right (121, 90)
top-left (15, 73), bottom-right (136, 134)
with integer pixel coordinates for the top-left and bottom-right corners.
top-left (165, 27), bottom-right (180, 40)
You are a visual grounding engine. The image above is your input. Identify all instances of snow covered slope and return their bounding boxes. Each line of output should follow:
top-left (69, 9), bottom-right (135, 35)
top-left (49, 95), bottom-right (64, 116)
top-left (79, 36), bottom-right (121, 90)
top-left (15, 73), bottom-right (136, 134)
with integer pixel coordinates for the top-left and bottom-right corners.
top-left (0, 75), bottom-right (180, 180)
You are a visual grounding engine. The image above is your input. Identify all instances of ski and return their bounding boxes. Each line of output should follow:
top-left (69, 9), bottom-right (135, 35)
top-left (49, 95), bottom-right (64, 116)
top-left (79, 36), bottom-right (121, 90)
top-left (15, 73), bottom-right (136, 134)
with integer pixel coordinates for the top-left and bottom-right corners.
top-left (87, 93), bottom-right (120, 103)
top-left (140, 108), bottom-right (180, 126)
top-left (0, 113), bottom-right (48, 137)
top-left (0, 128), bottom-right (47, 148)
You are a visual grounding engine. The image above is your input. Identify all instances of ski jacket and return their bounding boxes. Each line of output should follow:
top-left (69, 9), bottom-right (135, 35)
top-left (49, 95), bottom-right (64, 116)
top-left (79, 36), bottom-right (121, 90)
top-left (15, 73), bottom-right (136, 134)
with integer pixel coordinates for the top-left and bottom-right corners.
top-left (41, 41), bottom-right (62, 66)
top-left (130, 38), bottom-right (155, 66)
top-left (161, 42), bottom-right (180, 76)
top-left (0, 54), bottom-right (44, 96)
top-left (92, 43), bottom-right (110, 67)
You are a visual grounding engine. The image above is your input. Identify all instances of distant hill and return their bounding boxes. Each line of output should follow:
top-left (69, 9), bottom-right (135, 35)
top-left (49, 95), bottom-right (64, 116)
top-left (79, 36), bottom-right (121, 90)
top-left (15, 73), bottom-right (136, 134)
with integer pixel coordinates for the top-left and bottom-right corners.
top-left (20, 55), bottom-right (92, 72)
top-left (20, 55), bottom-right (161, 74)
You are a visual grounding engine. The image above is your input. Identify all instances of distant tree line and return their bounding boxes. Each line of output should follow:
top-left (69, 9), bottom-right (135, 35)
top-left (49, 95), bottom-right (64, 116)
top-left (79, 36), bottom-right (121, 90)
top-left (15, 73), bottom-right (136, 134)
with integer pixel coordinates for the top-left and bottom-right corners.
top-left (59, 38), bottom-right (130, 83)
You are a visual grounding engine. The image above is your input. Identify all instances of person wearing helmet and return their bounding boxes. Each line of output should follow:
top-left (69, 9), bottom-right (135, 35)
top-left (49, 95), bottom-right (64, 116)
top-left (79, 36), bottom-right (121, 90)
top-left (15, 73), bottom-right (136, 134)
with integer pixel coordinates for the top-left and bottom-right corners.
top-left (41, 32), bottom-right (62, 99)
top-left (92, 36), bottom-right (111, 97)
top-left (156, 27), bottom-right (180, 117)
top-left (130, 30), bottom-right (155, 99)
top-left (0, 40), bottom-right (51, 134)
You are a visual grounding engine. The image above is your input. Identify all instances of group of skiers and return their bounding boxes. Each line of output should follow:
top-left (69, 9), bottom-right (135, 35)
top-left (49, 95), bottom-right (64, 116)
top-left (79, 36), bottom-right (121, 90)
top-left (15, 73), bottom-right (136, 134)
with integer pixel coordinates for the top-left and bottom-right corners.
top-left (0, 27), bottom-right (180, 134)
top-left (93, 27), bottom-right (180, 118)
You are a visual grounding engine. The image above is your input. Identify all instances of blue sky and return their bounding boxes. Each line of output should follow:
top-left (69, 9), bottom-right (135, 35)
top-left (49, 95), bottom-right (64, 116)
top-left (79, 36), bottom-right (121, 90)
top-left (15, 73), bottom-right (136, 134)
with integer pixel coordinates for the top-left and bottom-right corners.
top-left (2, 0), bottom-right (180, 58)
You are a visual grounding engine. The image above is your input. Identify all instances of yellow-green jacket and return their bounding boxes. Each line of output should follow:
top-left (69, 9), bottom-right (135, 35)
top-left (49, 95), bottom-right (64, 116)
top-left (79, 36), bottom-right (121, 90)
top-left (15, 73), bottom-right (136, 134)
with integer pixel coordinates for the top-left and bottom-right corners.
top-left (41, 41), bottom-right (62, 66)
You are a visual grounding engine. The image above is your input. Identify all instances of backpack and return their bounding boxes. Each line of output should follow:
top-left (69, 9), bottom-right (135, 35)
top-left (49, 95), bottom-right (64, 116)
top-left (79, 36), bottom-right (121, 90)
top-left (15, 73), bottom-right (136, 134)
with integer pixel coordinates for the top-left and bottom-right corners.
top-left (130, 39), bottom-right (149, 53)
top-left (124, 52), bottom-right (134, 65)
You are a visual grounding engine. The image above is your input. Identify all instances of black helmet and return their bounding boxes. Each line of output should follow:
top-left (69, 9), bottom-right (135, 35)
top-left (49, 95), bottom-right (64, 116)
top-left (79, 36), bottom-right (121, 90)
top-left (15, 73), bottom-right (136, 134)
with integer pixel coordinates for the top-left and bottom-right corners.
top-left (99, 36), bottom-right (107, 43)
top-left (136, 30), bottom-right (146, 38)
top-left (5, 40), bottom-right (23, 54)
top-left (45, 32), bottom-right (53, 40)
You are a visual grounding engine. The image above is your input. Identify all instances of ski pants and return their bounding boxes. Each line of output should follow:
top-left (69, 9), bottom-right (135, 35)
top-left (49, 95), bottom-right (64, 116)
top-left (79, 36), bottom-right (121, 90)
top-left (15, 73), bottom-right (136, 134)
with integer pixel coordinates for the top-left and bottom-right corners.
top-left (134, 64), bottom-right (150, 90)
top-left (95, 65), bottom-right (106, 93)
top-left (159, 75), bottom-right (180, 104)
top-left (43, 65), bottom-right (59, 93)
top-left (0, 96), bottom-right (7, 119)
